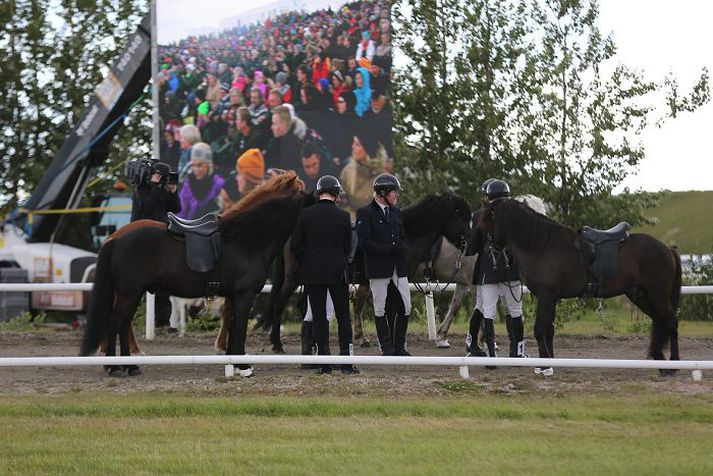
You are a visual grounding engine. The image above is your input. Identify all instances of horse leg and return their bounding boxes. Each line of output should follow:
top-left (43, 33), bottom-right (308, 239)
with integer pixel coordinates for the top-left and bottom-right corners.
top-left (119, 317), bottom-right (142, 377)
top-left (435, 284), bottom-right (472, 348)
top-left (352, 285), bottom-right (371, 347)
top-left (127, 324), bottom-right (143, 355)
top-left (226, 292), bottom-right (255, 377)
top-left (214, 299), bottom-right (232, 353)
top-left (626, 287), bottom-right (678, 375)
top-left (533, 295), bottom-right (556, 376)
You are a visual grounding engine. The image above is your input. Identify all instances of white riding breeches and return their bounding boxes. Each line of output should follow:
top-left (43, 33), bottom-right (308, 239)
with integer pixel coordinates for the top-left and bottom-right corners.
top-left (303, 290), bottom-right (335, 323)
top-left (476, 281), bottom-right (523, 320)
top-left (369, 268), bottom-right (412, 317)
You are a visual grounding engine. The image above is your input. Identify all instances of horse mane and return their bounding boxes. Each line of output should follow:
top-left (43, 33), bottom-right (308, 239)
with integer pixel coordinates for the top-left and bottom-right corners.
top-left (403, 192), bottom-right (469, 237)
top-left (221, 171), bottom-right (305, 219)
top-left (496, 199), bottom-right (574, 251)
top-left (219, 194), bottom-right (305, 247)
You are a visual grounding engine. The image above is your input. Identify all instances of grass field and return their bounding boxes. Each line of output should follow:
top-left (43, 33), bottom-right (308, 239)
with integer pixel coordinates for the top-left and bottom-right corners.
top-left (2, 393), bottom-right (713, 475)
top-left (635, 190), bottom-right (713, 254)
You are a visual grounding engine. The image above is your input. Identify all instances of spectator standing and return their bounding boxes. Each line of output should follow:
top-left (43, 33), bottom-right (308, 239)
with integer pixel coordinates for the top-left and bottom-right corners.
top-left (339, 133), bottom-right (384, 219)
top-left (178, 142), bottom-right (225, 219)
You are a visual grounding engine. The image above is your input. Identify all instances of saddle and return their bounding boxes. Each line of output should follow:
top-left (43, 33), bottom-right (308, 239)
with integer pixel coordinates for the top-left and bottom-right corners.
top-left (167, 212), bottom-right (223, 273)
top-left (578, 222), bottom-right (631, 295)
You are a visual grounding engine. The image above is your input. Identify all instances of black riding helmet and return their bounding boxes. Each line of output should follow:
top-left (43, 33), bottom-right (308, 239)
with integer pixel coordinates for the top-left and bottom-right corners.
top-left (315, 175), bottom-right (343, 196)
top-left (484, 179), bottom-right (511, 200)
top-left (373, 173), bottom-right (402, 195)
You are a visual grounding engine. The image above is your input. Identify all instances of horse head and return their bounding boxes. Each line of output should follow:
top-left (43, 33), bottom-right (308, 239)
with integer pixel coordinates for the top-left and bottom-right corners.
top-left (439, 192), bottom-right (472, 253)
top-left (480, 197), bottom-right (510, 252)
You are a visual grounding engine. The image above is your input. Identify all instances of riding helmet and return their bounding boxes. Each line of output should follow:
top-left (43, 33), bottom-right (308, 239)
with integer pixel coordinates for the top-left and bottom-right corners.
top-left (373, 173), bottom-right (402, 194)
top-left (315, 175), bottom-right (343, 196)
top-left (484, 179), bottom-right (511, 200)
top-left (481, 178), bottom-right (497, 195)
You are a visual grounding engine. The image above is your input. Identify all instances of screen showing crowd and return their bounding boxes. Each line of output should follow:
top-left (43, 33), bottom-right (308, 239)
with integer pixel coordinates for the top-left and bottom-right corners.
top-left (156, 0), bottom-right (393, 220)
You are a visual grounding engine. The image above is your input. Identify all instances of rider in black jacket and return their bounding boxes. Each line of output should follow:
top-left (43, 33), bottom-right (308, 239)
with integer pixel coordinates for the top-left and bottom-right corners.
top-left (356, 173), bottom-right (412, 356)
top-left (290, 175), bottom-right (358, 374)
top-left (467, 179), bottom-right (526, 364)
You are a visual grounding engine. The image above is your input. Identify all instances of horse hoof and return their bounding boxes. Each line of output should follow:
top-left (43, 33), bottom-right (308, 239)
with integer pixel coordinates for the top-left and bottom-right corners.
top-left (659, 368), bottom-right (677, 377)
top-left (237, 367), bottom-right (254, 378)
top-left (106, 367), bottom-right (127, 378)
top-left (125, 365), bottom-right (142, 377)
top-left (534, 367), bottom-right (554, 377)
top-left (435, 338), bottom-right (450, 348)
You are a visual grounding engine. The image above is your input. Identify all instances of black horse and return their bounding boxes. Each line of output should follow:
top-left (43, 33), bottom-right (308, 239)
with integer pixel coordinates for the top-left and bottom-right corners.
top-left (481, 198), bottom-right (682, 374)
top-left (80, 172), bottom-right (310, 377)
top-left (250, 192), bottom-right (473, 353)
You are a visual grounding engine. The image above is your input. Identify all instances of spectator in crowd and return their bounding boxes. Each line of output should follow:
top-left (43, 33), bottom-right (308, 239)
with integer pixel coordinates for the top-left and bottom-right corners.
top-left (232, 106), bottom-right (267, 161)
top-left (253, 70), bottom-right (268, 99)
top-left (248, 87), bottom-right (270, 130)
top-left (274, 71), bottom-right (292, 103)
top-left (161, 120), bottom-right (182, 172)
top-left (265, 105), bottom-right (305, 173)
top-left (355, 31), bottom-right (375, 61)
top-left (204, 73), bottom-right (222, 108)
top-left (336, 91), bottom-right (355, 114)
top-left (353, 66), bottom-right (372, 117)
top-left (330, 70), bottom-right (348, 110)
top-left (374, 32), bottom-right (392, 63)
top-left (220, 148), bottom-right (266, 210)
top-left (340, 132), bottom-right (385, 219)
top-left (292, 64), bottom-right (310, 106)
top-left (267, 88), bottom-right (284, 110)
top-left (178, 124), bottom-right (201, 178)
top-left (299, 143), bottom-right (337, 192)
top-left (178, 142), bottom-right (225, 219)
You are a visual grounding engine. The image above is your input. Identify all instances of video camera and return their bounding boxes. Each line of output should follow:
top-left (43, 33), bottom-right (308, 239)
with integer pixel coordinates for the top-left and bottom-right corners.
top-left (126, 158), bottom-right (175, 186)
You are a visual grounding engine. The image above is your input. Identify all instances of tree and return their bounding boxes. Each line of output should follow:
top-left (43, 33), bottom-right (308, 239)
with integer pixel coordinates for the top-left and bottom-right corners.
top-left (0, 0), bottom-right (149, 210)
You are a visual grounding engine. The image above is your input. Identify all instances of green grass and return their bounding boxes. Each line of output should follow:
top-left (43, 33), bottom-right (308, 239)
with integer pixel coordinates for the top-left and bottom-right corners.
top-left (635, 190), bottom-right (713, 253)
top-left (2, 394), bottom-right (713, 475)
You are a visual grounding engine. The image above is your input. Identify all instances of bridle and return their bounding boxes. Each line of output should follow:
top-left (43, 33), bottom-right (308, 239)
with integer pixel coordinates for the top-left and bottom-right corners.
top-left (414, 233), bottom-right (468, 296)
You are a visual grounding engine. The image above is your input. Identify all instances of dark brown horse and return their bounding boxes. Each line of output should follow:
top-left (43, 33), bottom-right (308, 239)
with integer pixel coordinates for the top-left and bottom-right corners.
top-left (251, 192), bottom-right (473, 353)
top-left (80, 172), bottom-right (310, 377)
top-left (481, 198), bottom-right (682, 375)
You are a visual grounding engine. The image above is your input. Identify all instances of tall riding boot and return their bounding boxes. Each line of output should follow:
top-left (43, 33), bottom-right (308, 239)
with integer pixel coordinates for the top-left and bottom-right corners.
top-left (374, 316), bottom-right (393, 356)
top-left (466, 308), bottom-right (487, 356)
top-left (484, 318), bottom-right (497, 369)
top-left (300, 320), bottom-right (317, 369)
top-left (510, 315), bottom-right (525, 358)
top-left (393, 314), bottom-right (411, 356)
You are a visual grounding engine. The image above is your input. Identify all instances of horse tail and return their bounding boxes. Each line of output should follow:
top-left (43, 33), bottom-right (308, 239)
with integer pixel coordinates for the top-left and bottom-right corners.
top-left (80, 239), bottom-right (115, 356)
top-left (670, 246), bottom-right (682, 314)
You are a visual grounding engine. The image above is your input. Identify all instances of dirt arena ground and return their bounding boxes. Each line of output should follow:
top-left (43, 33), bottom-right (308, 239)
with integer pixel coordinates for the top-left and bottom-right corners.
top-left (1, 329), bottom-right (712, 399)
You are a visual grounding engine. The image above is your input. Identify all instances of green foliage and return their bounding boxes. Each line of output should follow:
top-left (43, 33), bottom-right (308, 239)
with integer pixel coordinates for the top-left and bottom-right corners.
top-left (394, 0), bottom-right (710, 228)
top-left (186, 307), bottom-right (221, 333)
top-left (679, 256), bottom-right (713, 321)
top-left (0, 311), bottom-right (45, 331)
top-left (0, 0), bottom-right (149, 209)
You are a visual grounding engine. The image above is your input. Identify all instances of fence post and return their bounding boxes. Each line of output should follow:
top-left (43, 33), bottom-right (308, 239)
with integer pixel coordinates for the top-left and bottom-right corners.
top-left (146, 292), bottom-right (155, 340)
top-left (426, 291), bottom-right (437, 340)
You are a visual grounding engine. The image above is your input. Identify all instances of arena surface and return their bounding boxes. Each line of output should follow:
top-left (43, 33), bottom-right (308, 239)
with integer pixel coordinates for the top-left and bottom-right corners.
top-left (1, 331), bottom-right (712, 398)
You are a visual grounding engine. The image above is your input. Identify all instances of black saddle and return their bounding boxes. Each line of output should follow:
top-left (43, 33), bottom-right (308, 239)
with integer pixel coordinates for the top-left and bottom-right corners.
top-left (167, 212), bottom-right (223, 273)
top-left (578, 222), bottom-right (631, 294)
top-left (580, 222), bottom-right (630, 245)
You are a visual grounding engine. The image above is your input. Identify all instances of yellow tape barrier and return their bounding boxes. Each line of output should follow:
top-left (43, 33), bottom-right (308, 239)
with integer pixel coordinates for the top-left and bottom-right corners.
top-left (16, 205), bottom-right (132, 224)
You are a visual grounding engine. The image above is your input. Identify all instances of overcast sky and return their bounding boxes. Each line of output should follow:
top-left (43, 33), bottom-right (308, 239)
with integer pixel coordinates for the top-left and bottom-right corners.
top-left (596, 0), bottom-right (712, 192)
top-left (156, 0), bottom-right (712, 192)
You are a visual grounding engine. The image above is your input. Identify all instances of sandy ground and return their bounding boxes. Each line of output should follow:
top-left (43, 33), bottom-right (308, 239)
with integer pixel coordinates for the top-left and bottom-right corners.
top-left (1, 329), bottom-right (712, 398)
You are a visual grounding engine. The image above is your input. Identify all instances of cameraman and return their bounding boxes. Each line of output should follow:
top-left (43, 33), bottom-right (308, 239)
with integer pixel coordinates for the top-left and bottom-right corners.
top-left (130, 162), bottom-right (180, 222)
top-left (130, 161), bottom-right (180, 331)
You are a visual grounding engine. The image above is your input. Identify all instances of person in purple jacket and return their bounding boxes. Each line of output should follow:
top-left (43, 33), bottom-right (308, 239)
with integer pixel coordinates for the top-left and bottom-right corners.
top-left (178, 142), bottom-right (225, 219)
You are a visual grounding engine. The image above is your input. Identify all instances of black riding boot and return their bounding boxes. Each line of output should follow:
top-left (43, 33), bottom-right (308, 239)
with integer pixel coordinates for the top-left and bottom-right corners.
top-left (393, 314), bottom-right (411, 356)
top-left (466, 308), bottom-right (487, 356)
top-left (340, 343), bottom-right (360, 374)
top-left (509, 315), bottom-right (525, 358)
top-left (300, 320), bottom-right (317, 369)
top-left (484, 318), bottom-right (497, 369)
top-left (374, 316), bottom-right (393, 356)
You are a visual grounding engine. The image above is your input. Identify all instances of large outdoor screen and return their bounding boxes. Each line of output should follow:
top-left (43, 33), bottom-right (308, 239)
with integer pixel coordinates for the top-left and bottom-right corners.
top-left (155, 0), bottom-right (393, 218)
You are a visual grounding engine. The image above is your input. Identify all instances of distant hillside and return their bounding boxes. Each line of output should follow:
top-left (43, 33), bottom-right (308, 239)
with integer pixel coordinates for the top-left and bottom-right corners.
top-left (634, 191), bottom-right (713, 254)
